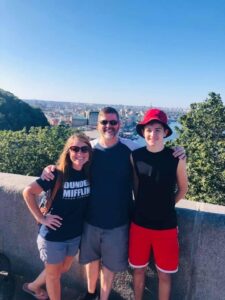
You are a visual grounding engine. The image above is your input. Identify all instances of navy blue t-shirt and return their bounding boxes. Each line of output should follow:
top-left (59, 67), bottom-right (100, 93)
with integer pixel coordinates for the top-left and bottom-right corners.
top-left (37, 168), bottom-right (90, 241)
top-left (86, 141), bottom-right (133, 229)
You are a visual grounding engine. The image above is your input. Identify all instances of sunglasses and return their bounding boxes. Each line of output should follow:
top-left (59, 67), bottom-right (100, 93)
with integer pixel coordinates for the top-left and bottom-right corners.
top-left (69, 146), bottom-right (89, 153)
top-left (99, 120), bottom-right (119, 126)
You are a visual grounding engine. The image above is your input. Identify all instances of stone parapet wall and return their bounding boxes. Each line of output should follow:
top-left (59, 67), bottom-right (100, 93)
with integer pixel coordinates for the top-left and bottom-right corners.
top-left (0, 172), bottom-right (225, 300)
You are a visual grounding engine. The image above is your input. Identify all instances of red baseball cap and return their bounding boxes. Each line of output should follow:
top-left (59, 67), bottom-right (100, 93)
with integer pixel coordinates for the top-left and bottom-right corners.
top-left (136, 108), bottom-right (173, 138)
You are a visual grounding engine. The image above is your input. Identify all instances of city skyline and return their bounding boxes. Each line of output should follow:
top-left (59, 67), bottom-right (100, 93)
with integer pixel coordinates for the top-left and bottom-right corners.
top-left (1, 0), bottom-right (225, 108)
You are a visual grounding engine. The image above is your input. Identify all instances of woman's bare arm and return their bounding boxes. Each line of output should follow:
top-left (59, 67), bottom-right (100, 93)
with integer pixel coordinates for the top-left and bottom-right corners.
top-left (23, 181), bottom-right (62, 230)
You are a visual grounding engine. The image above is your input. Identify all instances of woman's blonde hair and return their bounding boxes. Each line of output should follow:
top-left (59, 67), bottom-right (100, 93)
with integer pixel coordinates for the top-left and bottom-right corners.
top-left (56, 133), bottom-right (92, 181)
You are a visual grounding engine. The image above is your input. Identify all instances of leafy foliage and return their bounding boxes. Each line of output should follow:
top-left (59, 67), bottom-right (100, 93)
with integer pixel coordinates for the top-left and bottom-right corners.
top-left (0, 126), bottom-right (76, 176)
top-left (171, 92), bottom-right (225, 205)
top-left (0, 88), bottom-right (49, 130)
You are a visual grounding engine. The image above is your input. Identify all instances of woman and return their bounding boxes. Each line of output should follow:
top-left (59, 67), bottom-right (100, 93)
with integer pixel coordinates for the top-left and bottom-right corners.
top-left (22, 133), bottom-right (92, 300)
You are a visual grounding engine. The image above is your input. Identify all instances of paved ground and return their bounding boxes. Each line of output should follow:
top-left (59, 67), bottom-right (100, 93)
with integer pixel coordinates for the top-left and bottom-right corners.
top-left (1, 266), bottom-right (157, 300)
top-left (8, 275), bottom-right (79, 300)
top-left (11, 275), bottom-right (122, 300)
top-left (3, 274), bottom-right (135, 300)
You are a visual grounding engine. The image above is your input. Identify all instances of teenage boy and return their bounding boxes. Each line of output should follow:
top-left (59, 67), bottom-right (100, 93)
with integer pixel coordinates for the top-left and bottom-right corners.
top-left (129, 108), bottom-right (188, 300)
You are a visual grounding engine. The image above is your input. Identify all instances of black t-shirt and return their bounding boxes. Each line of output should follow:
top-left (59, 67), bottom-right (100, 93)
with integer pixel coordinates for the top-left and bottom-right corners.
top-left (132, 147), bottom-right (179, 230)
top-left (36, 168), bottom-right (90, 241)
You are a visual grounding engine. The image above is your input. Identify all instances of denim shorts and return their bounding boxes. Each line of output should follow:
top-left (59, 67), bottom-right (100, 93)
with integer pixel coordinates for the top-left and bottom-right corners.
top-left (37, 234), bottom-right (81, 264)
top-left (79, 223), bottom-right (129, 272)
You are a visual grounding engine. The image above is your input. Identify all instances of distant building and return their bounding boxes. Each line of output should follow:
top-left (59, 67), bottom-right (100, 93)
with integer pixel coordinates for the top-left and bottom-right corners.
top-left (72, 116), bottom-right (88, 127)
top-left (59, 115), bottom-right (72, 126)
top-left (87, 110), bottom-right (99, 126)
top-left (48, 117), bottom-right (59, 125)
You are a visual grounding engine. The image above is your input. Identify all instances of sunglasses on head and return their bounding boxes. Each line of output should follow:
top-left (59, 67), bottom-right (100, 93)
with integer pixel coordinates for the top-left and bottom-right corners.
top-left (99, 120), bottom-right (118, 126)
top-left (69, 146), bottom-right (89, 153)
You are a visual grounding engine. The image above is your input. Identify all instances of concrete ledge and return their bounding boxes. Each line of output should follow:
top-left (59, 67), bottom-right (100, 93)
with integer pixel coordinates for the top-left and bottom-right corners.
top-left (177, 198), bottom-right (225, 214)
top-left (0, 172), bottom-right (225, 300)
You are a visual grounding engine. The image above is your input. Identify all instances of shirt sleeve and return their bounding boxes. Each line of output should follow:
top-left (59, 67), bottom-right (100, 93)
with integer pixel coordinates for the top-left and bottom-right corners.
top-left (119, 137), bottom-right (140, 151)
top-left (36, 170), bottom-right (58, 192)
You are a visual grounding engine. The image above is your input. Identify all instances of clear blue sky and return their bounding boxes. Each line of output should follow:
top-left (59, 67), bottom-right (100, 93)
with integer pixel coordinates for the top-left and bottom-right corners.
top-left (1, 0), bottom-right (225, 107)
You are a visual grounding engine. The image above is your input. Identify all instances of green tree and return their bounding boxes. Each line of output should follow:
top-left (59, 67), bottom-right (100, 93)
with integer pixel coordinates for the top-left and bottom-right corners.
top-left (0, 88), bottom-right (49, 130)
top-left (0, 126), bottom-right (77, 176)
top-left (173, 92), bottom-right (225, 205)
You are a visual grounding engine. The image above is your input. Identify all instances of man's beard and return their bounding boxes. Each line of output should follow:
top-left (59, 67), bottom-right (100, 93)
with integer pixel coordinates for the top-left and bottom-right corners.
top-left (102, 128), bottom-right (118, 139)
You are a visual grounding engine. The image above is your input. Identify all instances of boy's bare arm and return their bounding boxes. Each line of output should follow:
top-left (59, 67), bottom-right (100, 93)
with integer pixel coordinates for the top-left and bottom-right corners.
top-left (175, 158), bottom-right (188, 203)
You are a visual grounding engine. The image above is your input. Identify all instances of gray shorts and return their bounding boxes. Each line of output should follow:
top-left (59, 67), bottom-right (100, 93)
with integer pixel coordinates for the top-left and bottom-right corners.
top-left (37, 234), bottom-right (81, 264)
top-left (79, 223), bottom-right (129, 272)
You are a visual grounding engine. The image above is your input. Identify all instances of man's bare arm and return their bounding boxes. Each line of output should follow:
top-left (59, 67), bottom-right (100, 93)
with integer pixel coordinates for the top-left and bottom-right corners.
top-left (40, 165), bottom-right (56, 181)
top-left (172, 146), bottom-right (186, 160)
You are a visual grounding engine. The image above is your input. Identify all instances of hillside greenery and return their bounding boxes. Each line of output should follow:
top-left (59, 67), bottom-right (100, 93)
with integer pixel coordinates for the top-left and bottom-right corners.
top-left (170, 92), bottom-right (225, 205)
top-left (0, 88), bottom-right (224, 205)
top-left (0, 88), bottom-right (49, 130)
top-left (0, 126), bottom-right (76, 176)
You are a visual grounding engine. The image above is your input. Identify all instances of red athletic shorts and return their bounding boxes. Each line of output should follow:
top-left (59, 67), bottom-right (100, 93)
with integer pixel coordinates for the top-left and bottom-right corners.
top-left (129, 222), bottom-right (179, 273)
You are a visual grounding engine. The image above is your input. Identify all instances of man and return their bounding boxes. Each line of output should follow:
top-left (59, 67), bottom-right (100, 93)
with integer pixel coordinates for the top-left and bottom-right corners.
top-left (42, 107), bottom-right (185, 300)
top-left (129, 109), bottom-right (188, 300)
top-left (79, 107), bottom-right (137, 300)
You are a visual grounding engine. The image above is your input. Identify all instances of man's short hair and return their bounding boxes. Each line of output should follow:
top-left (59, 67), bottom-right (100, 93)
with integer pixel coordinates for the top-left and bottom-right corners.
top-left (98, 107), bottom-right (120, 121)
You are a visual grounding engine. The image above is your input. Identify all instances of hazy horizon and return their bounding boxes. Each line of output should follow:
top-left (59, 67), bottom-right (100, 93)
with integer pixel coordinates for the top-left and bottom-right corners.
top-left (23, 97), bottom-right (189, 109)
